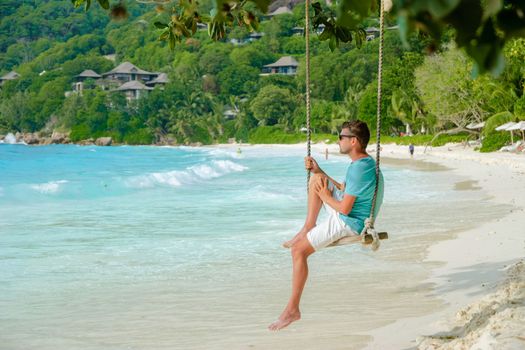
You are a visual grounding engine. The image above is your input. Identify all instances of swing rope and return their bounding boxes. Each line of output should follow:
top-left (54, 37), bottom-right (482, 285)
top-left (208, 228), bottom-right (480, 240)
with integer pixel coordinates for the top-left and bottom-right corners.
top-left (368, 0), bottom-right (385, 228)
top-left (305, 0), bottom-right (312, 193)
top-left (358, 0), bottom-right (385, 250)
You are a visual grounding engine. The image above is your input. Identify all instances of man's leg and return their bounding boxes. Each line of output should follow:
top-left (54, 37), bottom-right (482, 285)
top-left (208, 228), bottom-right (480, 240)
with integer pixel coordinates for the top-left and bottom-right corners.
top-left (269, 237), bottom-right (315, 331)
top-left (283, 173), bottom-right (325, 248)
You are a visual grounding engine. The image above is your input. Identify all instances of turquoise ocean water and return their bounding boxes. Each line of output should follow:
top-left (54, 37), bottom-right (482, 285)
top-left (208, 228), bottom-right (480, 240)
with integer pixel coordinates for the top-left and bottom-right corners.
top-left (0, 144), bottom-right (507, 349)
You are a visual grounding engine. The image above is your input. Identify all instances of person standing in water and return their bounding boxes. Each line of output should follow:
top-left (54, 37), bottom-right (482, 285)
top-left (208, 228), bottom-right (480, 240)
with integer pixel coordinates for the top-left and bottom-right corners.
top-left (270, 120), bottom-right (384, 331)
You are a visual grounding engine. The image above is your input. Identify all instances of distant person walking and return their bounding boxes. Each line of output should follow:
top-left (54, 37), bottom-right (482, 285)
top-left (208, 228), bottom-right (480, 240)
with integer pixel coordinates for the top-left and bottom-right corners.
top-left (409, 143), bottom-right (414, 158)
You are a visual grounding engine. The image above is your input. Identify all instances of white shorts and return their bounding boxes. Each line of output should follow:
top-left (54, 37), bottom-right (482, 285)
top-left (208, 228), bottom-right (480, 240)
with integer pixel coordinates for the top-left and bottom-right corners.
top-left (306, 182), bottom-right (358, 251)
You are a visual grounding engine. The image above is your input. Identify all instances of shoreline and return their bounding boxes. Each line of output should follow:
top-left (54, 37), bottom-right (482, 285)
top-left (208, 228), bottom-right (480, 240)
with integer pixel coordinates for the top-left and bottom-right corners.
top-left (370, 144), bottom-right (525, 349)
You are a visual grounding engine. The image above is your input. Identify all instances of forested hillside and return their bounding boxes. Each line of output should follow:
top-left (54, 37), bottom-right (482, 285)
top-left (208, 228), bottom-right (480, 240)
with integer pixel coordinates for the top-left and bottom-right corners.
top-left (0, 0), bottom-right (524, 149)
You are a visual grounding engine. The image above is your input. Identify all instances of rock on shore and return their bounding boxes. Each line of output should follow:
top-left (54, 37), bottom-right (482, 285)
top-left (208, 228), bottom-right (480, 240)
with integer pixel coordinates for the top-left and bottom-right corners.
top-left (95, 137), bottom-right (112, 146)
top-left (0, 132), bottom-right (113, 146)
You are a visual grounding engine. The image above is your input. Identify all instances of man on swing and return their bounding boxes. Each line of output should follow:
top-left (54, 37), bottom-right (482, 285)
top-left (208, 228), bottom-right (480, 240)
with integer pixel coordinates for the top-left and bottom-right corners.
top-left (269, 120), bottom-right (384, 331)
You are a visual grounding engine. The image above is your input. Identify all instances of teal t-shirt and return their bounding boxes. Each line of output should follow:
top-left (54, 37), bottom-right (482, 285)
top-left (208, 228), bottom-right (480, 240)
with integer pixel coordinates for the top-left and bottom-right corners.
top-left (339, 156), bottom-right (384, 233)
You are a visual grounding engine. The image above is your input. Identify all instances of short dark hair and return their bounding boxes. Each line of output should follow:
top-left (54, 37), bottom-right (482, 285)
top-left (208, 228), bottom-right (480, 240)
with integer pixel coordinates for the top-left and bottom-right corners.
top-left (341, 120), bottom-right (370, 150)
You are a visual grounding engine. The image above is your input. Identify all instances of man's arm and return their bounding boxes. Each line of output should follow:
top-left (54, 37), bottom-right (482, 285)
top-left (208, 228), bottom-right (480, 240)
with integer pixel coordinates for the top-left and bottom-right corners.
top-left (322, 193), bottom-right (355, 216)
top-left (305, 156), bottom-right (344, 190)
top-left (320, 170), bottom-right (344, 191)
top-left (314, 177), bottom-right (355, 215)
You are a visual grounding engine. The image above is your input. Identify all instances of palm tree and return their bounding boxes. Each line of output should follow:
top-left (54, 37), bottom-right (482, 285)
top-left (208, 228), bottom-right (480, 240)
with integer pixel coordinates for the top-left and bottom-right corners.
top-left (167, 109), bottom-right (192, 144)
top-left (176, 90), bottom-right (210, 117)
top-left (389, 90), bottom-right (429, 135)
top-left (209, 99), bottom-right (225, 137)
top-left (389, 91), bottom-right (410, 134)
top-left (343, 83), bottom-right (363, 119)
top-left (327, 84), bottom-right (364, 135)
top-left (194, 112), bottom-right (222, 141)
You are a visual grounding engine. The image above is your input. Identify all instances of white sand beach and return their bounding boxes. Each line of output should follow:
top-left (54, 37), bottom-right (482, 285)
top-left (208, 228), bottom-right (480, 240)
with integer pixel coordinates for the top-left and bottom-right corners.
top-left (334, 142), bottom-right (525, 349)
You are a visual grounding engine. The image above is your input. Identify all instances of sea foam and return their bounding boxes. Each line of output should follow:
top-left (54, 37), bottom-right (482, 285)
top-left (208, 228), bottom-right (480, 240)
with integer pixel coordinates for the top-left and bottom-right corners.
top-left (30, 180), bottom-right (68, 194)
top-left (206, 148), bottom-right (243, 159)
top-left (126, 160), bottom-right (247, 188)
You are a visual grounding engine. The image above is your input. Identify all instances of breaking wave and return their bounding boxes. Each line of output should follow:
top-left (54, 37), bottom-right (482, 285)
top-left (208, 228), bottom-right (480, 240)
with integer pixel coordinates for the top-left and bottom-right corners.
top-left (30, 180), bottom-right (68, 194)
top-left (125, 160), bottom-right (247, 188)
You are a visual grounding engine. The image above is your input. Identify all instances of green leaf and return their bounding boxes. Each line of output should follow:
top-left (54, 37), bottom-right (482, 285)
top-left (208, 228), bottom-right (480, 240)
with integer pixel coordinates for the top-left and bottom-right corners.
top-left (426, 0), bottom-right (460, 18)
top-left (397, 11), bottom-right (410, 47)
top-left (483, 0), bottom-right (502, 20)
top-left (409, 0), bottom-right (460, 19)
top-left (208, 21), bottom-right (215, 36)
top-left (179, 24), bottom-right (191, 37)
top-left (354, 28), bottom-right (364, 47)
top-left (337, 0), bottom-right (372, 28)
top-left (335, 26), bottom-right (352, 43)
top-left (97, 0), bottom-right (109, 10)
top-left (85, 0), bottom-right (91, 11)
top-left (465, 18), bottom-right (504, 76)
top-left (159, 30), bottom-right (169, 41)
top-left (251, 0), bottom-right (272, 14)
top-left (329, 36), bottom-right (336, 51)
top-left (72, 0), bottom-right (84, 8)
top-left (444, 0), bottom-right (483, 46)
top-left (169, 32), bottom-right (176, 50)
top-left (318, 27), bottom-right (332, 41)
top-left (154, 21), bottom-right (169, 29)
top-left (414, 12), bottom-right (443, 41)
top-left (498, 8), bottom-right (525, 38)
top-left (251, 17), bottom-right (259, 31)
top-left (312, 2), bottom-right (323, 15)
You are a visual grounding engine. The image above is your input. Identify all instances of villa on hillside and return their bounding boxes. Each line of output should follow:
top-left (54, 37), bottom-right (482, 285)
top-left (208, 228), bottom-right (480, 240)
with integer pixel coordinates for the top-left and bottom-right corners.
top-left (145, 73), bottom-right (169, 88)
top-left (365, 26), bottom-right (400, 41)
top-left (292, 24), bottom-right (325, 36)
top-left (261, 56), bottom-right (298, 75)
top-left (71, 69), bottom-right (102, 94)
top-left (0, 71), bottom-right (20, 86)
top-left (102, 61), bottom-right (158, 84)
top-left (115, 80), bottom-right (153, 101)
top-left (67, 62), bottom-right (169, 100)
top-left (229, 32), bottom-right (265, 45)
top-left (223, 107), bottom-right (239, 120)
top-left (291, 25), bottom-right (398, 41)
top-left (365, 27), bottom-right (380, 41)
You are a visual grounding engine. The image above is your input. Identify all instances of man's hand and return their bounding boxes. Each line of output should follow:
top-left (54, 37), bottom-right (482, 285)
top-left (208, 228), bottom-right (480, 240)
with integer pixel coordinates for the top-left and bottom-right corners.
top-left (314, 176), bottom-right (331, 201)
top-left (305, 156), bottom-right (322, 174)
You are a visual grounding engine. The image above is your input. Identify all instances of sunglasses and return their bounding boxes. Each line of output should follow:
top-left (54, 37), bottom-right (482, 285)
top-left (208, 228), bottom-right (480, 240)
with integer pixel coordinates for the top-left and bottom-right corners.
top-left (338, 134), bottom-right (356, 141)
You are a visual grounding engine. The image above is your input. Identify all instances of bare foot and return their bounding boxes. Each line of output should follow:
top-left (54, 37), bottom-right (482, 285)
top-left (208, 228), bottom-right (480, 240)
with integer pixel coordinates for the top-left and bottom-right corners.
top-left (282, 226), bottom-right (314, 248)
top-left (268, 309), bottom-right (301, 331)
